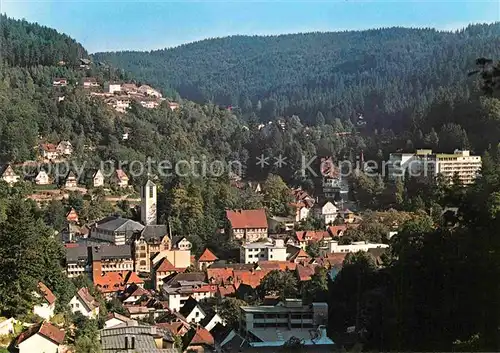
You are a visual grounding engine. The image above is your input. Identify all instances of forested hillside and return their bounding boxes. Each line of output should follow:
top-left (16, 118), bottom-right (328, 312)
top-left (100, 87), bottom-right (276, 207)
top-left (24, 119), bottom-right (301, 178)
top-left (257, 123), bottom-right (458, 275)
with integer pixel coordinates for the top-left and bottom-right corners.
top-left (94, 24), bottom-right (500, 126)
top-left (0, 14), bottom-right (87, 67)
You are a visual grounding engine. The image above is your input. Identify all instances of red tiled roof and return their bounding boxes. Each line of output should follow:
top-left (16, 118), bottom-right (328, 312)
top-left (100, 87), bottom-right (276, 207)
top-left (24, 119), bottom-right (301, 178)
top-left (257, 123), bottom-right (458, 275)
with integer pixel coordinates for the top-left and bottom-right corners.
top-left (207, 268), bottom-right (234, 285)
top-left (156, 258), bottom-right (176, 272)
top-left (226, 209), bottom-right (268, 229)
top-left (156, 322), bottom-right (186, 334)
top-left (115, 169), bottom-right (128, 180)
top-left (106, 312), bottom-right (131, 322)
top-left (191, 284), bottom-right (217, 294)
top-left (233, 269), bottom-right (268, 289)
top-left (295, 230), bottom-right (329, 243)
top-left (314, 253), bottom-right (347, 268)
top-left (198, 248), bottom-right (218, 262)
top-left (291, 189), bottom-right (315, 207)
top-left (217, 284), bottom-right (236, 296)
top-left (38, 282), bottom-right (56, 305)
top-left (17, 322), bottom-right (65, 346)
top-left (94, 272), bottom-right (125, 293)
top-left (94, 271), bottom-right (142, 294)
top-left (128, 286), bottom-right (151, 298)
top-left (327, 225), bottom-right (348, 237)
top-left (289, 249), bottom-right (311, 262)
top-left (41, 143), bottom-right (57, 152)
top-left (296, 264), bottom-right (316, 281)
top-left (257, 261), bottom-right (297, 271)
top-left (123, 271), bottom-right (144, 285)
top-left (66, 208), bottom-right (79, 221)
top-left (321, 157), bottom-right (340, 178)
top-left (189, 327), bottom-right (214, 346)
top-left (77, 287), bottom-right (98, 311)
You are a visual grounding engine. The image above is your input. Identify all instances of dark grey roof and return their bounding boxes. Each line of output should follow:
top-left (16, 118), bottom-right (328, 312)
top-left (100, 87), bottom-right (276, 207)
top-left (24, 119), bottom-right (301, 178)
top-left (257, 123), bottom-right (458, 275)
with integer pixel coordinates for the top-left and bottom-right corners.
top-left (141, 225), bottom-right (168, 242)
top-left (165, 272), bottom-right (207, 287)
top-left (96, 217), bottom-right (144, 233)
top-left (100, 320), bottom-right (175, 353)
top-left (208, 262), bottom-right (254, 270)
top-left (66, 246), bottom-right (88, 263)
top-left (200, 312), bottom-right (219, 328)
top-left (179, 297), bottom-right (201, 318)
top-left (170, 236), bottom-right (186, 247)
top-left (210, 323), bottom-right (233, 344)
top-left (91, 245), bottom-right (132, 261)
top-left (82, 168), bottom-right (102, 181)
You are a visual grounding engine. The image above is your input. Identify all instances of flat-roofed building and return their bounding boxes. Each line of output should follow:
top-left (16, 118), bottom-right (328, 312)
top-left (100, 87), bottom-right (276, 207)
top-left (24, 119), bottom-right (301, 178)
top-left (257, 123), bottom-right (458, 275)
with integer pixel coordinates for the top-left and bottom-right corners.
top-left (387, 149), bottom-right (481, 185)
top-left (239, 299), bottom-right (333, 349)
top-left (434, 150), bottom-right (482, 185)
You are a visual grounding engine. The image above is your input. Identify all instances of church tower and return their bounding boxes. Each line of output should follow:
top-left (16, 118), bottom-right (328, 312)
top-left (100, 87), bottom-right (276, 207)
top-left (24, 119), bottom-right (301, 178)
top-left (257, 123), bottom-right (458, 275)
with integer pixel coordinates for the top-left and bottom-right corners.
top-left (141, 180), bottom-right (157, 225)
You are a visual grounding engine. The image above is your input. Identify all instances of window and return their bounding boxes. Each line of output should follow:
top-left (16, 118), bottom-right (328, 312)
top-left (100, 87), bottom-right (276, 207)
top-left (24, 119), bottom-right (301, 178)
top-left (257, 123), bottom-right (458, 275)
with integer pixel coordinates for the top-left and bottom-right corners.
top-left (195, 312), bottom-right (199, 317)
top-left (140, 260), bottom-right (146, 266)
top-left (149, 185), bottom-right (154, 198)
top-left (75, 303), bottom-right (79, 308)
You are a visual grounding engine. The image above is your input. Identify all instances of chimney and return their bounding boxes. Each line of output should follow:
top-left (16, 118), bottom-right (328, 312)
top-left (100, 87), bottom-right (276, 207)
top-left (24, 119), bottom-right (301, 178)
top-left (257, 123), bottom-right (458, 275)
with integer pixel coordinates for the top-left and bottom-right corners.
top-left (151, 326), bottom-right (157, 336)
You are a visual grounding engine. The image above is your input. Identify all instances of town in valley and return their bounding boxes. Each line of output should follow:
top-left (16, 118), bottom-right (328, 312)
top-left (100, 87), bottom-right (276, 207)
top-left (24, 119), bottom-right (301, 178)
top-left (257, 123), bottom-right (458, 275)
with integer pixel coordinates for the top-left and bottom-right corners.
top-left (1, 5), bottom-right (500, 353)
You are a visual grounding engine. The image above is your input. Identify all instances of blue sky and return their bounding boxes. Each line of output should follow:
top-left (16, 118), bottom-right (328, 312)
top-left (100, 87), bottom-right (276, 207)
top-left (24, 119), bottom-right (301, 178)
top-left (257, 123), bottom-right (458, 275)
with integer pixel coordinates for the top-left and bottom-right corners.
top-left (2, 0), bottom-right (499, 52)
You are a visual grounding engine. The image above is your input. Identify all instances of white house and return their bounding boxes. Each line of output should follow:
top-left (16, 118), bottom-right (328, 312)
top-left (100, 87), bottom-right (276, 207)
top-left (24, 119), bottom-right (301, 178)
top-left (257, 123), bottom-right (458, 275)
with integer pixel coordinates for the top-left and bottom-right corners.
top-left (240, 239), bottom-right (287, 264)
top-left (57, 141), bottom-right (73, 156)
top-left (0, 165), bottom-right (20, 185)
top-left (171, 236), bottom-right (192, 251)
top-left (104, 82), bottom-right (121, 94)
top-left (70, 287), bottom-right (100, 319)
top-left (39, 143), bottom-right (59, 160)
top-left (33, 282), bottom-right (56, 320)
top-left (121, 285), bottom-right (151, 305)
top-left (35, 170), bottom-right (50, 185)
top-left (296, 205), bottom-right (310, 222)
top-left (104, 312), bottom-right (132, 329)
top-left (202, 313), bottom-right (224, 331)
top-left (314, 201), bottom-right (338, 225)
top-left (137, 84), bottom-right (162, 98)
top-left (113, 169), bottom-right (129, 188)
top-left (180, 297), bottom-right (206, 324)
top-left (162, 273), bottom-right (215, 312)
top-left (16, 321), bottom-right (65, 353)
top-left (0, 318), bottom-right (17, 335)
top-left (92, 169), bottom-right (104, 188)
top-left (328, 240), bottom-right (389, 253)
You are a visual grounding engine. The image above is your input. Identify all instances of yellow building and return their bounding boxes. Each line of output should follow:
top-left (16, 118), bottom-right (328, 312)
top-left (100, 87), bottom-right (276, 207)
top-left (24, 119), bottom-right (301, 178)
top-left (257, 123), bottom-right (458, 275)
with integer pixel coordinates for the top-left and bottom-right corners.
top-left (434, 150), bottom-right (482, 185)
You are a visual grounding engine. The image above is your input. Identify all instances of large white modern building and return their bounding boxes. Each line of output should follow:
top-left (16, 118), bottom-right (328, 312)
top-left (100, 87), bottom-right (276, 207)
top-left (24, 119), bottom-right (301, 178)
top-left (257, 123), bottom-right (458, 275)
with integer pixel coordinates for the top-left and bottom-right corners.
top-left (240, 239), bottom-right (287, 264)
top-left (387, 149), bottom-right (481, 185)
top-left (328, 240), bottom-right (389, 253)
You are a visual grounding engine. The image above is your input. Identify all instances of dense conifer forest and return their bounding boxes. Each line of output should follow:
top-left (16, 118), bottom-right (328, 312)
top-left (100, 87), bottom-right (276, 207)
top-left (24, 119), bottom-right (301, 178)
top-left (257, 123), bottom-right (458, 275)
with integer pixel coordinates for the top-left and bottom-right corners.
top-left (94, 24), bottom-right (500, 127)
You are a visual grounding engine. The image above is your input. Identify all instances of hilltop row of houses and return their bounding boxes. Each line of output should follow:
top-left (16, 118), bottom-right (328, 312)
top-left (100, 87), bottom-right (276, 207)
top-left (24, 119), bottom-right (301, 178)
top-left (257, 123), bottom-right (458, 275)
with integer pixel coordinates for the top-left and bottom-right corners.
top-left (53, 75), bottom-right (180, 112)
